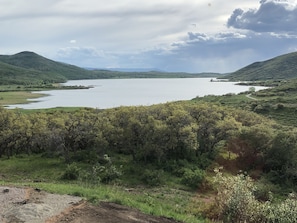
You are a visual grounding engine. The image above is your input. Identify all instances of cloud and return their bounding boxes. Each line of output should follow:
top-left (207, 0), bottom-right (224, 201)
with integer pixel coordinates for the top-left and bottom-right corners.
top-left (2, 0), bottom-right (297, 73)
top-left (56, 47), bottom-right (112, 67)
top-left (116, 30), bottom-right (297, 73)
top-left (227, 0), bottom-right (297, 33)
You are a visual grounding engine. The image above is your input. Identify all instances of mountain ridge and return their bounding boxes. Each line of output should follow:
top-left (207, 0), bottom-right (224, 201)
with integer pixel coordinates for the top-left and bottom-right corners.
top-left (223, 51), bottom-right (297, 81)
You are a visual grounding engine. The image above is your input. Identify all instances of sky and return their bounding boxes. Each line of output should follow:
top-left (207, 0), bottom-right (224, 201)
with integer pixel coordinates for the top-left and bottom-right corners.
top-left (1, 0), bottom-right (297, 73)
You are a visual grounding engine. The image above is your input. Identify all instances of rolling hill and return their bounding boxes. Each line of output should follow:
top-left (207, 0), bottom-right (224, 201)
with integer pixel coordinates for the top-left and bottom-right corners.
top-left (0, 51), bottom-right (222, 85)
top-left (0, 51), bottom-right (98, 84)
top-left (222, 51), bottom-right (297, 81)
top-left (0, 59), bottom-right (67, 85)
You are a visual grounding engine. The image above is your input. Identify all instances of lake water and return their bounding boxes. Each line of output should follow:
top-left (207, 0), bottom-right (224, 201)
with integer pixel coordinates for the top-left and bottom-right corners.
top-left (8, 78), bottom-right (267, 109)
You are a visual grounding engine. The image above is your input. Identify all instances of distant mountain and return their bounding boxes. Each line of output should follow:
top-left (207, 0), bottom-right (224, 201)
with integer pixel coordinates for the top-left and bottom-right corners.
top-left (0, 51), bottom-right (222, 85)
top-left (223, 51), bottom-right (297, 81)
top-left (106, 68), bottom-right (164, 72)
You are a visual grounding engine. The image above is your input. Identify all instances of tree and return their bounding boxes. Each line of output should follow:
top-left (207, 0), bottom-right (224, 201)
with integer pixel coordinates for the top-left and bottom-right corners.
top-left (264, 129), bottom-right (297, 185)
top-left (228, 124), bottom-right (275, 170)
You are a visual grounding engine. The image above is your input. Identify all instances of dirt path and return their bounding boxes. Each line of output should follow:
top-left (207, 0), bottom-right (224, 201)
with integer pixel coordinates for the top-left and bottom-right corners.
top-left (246, 94), bottom-right (258, 100)
top-left (47, 201), bottom-right (182, 223)
top-left (0, 186), bottom-right (182, 223)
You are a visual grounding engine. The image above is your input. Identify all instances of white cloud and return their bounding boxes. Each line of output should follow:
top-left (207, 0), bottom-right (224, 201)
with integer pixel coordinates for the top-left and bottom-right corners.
top-left (1, 0), bottom-right (296, 73)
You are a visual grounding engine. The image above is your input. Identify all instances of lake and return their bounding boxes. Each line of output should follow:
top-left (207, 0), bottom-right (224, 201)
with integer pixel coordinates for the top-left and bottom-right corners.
top-left (8, 78), bottom-right (267, 109)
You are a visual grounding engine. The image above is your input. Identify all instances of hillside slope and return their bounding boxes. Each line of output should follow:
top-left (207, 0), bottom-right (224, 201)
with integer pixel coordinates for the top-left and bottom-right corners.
top-left (0, 60), bottom-right (67, 85)
top-left (223, 51), bottom-right (297, 81)
top-left (0, 51), bottom-right (97, 83)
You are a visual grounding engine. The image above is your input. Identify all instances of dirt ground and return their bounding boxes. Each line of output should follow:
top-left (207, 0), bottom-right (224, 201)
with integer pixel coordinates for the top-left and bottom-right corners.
top-left (47, 201), bottom-right (182, 223)
top-left (0, 186), bottom-right (182, 223)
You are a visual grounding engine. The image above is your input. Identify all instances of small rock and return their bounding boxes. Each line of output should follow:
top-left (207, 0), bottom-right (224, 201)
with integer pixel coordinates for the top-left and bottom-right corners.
top-left (35, 188), bottom-right (41, 192)
top-left (2, 189), bottom-right (9, 193)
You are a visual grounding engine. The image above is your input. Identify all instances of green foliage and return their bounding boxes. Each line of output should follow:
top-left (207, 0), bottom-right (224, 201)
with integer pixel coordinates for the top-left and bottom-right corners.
top-left (181, 168), bottom-right (205, 188)
top-left (211, 170), bottom-right (297, 223)
top-left (0, 100), bottom-right (291, 188)
top-left (97, 154), bottom-right (122, 184)
top-left (264, 129), bottom-right (297, 187)
top-left (79, 155), bottom-right (122, 185)
top-left (141, 169), bottom-right (164, 186)
top-left (222, 51), bottom-right (297, 81)
top-left (194, 78), bottom-right (297, 127)
top-left (61, 162), bottom-right (81, 180)
top-left (0, 155), bottom-right (205, 223)
top-left (0, 101), bottom-right (275, 163)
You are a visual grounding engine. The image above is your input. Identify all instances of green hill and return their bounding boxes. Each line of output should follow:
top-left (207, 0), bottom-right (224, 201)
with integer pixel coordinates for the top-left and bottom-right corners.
top-left (0, 60), bottom-right (67, 85)
top-left (0, 51), bottom-right (98, 84)
top-left (0, 51), bottom-right (222, 85)
top-left (223, 51), bottom-right (297, 81)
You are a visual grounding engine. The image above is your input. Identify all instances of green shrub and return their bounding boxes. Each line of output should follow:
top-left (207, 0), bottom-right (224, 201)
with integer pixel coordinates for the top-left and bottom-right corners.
top-left (211, 169), bottom-right (297, 223)
top-left (141, 169), bottom-right (164, 186)
top-left (78, 154), bottom-right (122, 185)
top-left (61, 162), bottom-right (80, 180)
top-left (99, 164), bottom-right (122, 183)
top-left (181, 168), bottom-right (205, 188)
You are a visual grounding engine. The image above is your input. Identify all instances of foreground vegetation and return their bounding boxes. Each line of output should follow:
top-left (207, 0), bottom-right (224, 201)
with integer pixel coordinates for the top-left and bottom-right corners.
top-left (1, 96), bottom-right (297, 222)
top-left (2, 50), bottom-right (297, 222)
top-left (0, 155), bottom-right (204, 223)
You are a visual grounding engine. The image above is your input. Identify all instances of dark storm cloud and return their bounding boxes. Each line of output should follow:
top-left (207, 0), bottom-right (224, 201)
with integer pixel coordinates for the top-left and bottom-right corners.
top-left (132, 30), bottom-right (297, 73)
top-left (227, 0), bottom-right (297, 33)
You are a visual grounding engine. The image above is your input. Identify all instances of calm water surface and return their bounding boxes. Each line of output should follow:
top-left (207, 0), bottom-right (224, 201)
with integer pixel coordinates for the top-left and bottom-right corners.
top-left (8, 78), bottom-right (267, 109)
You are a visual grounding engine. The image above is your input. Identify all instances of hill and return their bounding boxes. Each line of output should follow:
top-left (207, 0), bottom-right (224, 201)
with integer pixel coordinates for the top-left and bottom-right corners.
top-left (223, 51), bottom-right (297, 81)
top-left (0, 51), bottom-right (222, 85)
top-left (0, 59), bottom-right (65, 85)
top-left (0, 51), bottom-right (99, 84)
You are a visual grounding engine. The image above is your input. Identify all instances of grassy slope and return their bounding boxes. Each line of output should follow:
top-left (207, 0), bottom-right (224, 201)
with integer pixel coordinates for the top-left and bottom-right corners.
top-left (222, 51), bottom-right (297, 81)
top-left (0, 154), bottom-right (205, 223)
top-left (0, 51), bottom-right (96, 81)
top-left (193, 78), bottom-right (297, 127)
top-left (0, 60), bottom-right (66, 85)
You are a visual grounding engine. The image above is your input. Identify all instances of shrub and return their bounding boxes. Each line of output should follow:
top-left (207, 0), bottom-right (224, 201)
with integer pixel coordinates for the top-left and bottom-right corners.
top-left (99, 164), bottom-right (122, 183)
top-left (78, 154), bottom-right (122, 185)
top-left (141, 169), bottom-right (164, 186)
top-left (61, 162), bottom-right (80, 180)
top-left (210, 169), bottom-right (297, 223)
top-left (181, 168), bottom-right (205, 188)
top-left (275, 103), bottom-right (285, 110)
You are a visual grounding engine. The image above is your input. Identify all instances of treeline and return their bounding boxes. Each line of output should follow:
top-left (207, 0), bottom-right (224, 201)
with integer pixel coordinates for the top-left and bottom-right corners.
top-left (0, 102), bottom-right (296, 187)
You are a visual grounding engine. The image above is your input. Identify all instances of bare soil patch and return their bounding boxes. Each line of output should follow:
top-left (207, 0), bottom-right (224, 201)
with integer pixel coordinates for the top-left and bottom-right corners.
top-left (0, 186), bottom-right (182, 223)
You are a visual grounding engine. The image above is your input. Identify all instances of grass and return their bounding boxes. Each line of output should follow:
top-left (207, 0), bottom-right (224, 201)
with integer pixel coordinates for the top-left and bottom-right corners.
top-left (0, 91), bottom-right (46, 106)
top-left (19, 107), bottom-right (85, 114)
top-left (194, 93), bottom-right (253, 107)
top-left (0, 154), bottom-right (209, 223)
top-left (193, 80), bottom-right (297, 127)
